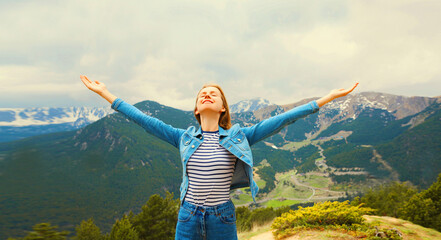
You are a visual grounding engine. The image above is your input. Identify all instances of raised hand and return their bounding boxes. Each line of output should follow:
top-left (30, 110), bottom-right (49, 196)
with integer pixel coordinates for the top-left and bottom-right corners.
top-left (316, 82), bottom-right (359, 108)
top-left (80, 75), bottom-right (117, 104)
top-left (80, 75), bottom-right (107, 94)
top-left (329, 82), bottom-right (359, 100)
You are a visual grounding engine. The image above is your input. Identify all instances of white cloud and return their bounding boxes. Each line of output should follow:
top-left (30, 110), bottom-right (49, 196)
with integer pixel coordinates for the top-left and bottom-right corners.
top-left (0, 65), bottom-right (64, 85)
top-left (344, 1), bottom-right (441, 91)
top-left (278, 25), bottom-right (359, 62)
top-left (0, 0), bottom-right (440, 108)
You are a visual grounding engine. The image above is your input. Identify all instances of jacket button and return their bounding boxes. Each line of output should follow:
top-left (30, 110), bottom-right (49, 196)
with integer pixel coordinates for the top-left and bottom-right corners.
top-left (191, 145), bottom-right (195, 148)
top-left (237, 138), bottom-right (241, 142)
top-left (182, 158), bottom-right (185, 162)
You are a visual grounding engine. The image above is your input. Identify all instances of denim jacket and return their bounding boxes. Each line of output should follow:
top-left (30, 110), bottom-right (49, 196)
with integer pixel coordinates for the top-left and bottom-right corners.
top-left (111, 98), bottom-right (320, 204)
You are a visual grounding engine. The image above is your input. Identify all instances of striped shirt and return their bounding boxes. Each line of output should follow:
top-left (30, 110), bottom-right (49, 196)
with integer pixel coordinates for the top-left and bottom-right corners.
top-left (184, 130), bottom-right (237, 206)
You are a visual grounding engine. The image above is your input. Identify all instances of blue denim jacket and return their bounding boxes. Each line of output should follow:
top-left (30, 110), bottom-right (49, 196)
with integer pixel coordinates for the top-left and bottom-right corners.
top-left (111, 98), bottom-right (320, 204)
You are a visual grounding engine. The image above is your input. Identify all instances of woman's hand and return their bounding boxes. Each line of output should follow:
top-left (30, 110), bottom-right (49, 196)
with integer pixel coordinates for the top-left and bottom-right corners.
top-left (80, 75), bottom-right (117, 104)
top-left (329, 82), bottom-right (359, 99)
top-left (316, 82), bottom-right (359, 108)
top-left (80, 75), bottom-right (107, 94)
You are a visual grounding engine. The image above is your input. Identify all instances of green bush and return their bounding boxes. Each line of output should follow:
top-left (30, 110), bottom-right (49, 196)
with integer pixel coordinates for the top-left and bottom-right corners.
top-left (400, 173), bottom-right (441, 231)
top-left (236, 206), bottom-right (252, 232)
top-left (236, 205), bottom-right (291, 232)
top-left (351, 181), bottom-right (418, 217)
top-left (6, 223), bottom-right (69, 240)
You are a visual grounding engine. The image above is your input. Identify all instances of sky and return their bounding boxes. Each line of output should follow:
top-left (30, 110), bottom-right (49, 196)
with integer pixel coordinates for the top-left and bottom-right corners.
top-left (1, 0), bottom-right (440, 110)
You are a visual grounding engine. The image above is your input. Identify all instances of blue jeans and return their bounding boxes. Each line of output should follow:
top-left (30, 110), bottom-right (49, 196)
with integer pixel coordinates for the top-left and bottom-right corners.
top-left (175, 199), bottom-right (238, 240)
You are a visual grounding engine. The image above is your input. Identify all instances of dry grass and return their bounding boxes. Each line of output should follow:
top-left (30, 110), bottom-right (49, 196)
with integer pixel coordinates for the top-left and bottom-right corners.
top-left (239, 215), bottom-right (441, 240)
top-left (364, 215), bottom-right (441, 240)
top-left (238, 222), bottom-right (273, 240)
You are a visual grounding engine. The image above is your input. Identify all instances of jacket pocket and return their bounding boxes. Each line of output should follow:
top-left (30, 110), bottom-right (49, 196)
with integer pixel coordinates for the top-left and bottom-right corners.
top-left (181, 133), bottom-right (192, 146)
top-left (180, 133), bottom-right (192, 154)
top-left (231, 131), bottom-right (245, 144)
top-left (231, 131), bottom-right (250, 152)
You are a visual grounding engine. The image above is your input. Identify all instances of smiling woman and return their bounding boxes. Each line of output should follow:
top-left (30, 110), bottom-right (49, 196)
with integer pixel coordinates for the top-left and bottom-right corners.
top-left (80, 75), bottom-right (358, 240)
top-left (194, 83), bottom-right (231, 132)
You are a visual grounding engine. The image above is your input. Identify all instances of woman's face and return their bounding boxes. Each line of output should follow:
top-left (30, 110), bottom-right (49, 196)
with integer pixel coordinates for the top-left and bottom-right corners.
top-left (195, 86), bottom-right (225, 116)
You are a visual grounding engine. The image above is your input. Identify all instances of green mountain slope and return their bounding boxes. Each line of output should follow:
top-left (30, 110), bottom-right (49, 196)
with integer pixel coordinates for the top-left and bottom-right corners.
top-left (0, 100), bottom-right (195, 238)
top-left (316, 107), bottom-right (411, 145)
top-left (375, 102), bottom-right (441, 188)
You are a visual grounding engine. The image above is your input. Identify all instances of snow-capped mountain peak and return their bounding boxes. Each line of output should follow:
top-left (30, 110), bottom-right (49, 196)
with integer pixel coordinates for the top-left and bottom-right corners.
top-left (230, 97), bottom-right (274, 113)
top-left (0, 106), bottom-right (114, 127)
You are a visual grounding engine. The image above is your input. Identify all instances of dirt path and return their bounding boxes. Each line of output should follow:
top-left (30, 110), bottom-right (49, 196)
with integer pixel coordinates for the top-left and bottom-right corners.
top-left (237, 141), bottom-right (352, 208)
top-left (236, 173), bottom-right (345, 207)
top-left (312, 141), bottom-right (370, 176)
top-left (248, 230), bottom-right (324, 240)
top-left (249, 231), bottom-right (275, 240)
top-left (372, 148), bottom-right (400, 181)
top-left (311, 142), bottom-right (339, 173)
top-left (290, 175), bottom-right (345, 200)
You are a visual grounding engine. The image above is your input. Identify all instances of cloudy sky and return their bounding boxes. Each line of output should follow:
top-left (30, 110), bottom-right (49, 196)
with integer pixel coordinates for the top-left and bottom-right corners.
top-left (1, 0), bottom-right (440, 110)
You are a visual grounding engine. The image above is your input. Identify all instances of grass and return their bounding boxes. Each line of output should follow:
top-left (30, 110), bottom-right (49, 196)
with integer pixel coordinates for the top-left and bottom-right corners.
top-left (267, 171), bottom-right (312, 200)
top-left (234, 169), bottom-right (343, 207)
top-left (314, 157), bottom-right (324, 161)
top-left (232, 192), bottom-right (254, 205)
top-left (256, 179), bottom-right (266, 189)
top-left (297, 174), bottom-right (329, 189)
top-left (263, 199), bottom-right (301, 208)
top-left (364, 215), bottom-right (441, 240)
top-left (281, 140), bottom-right (311, 151)
top-left (233, 168), bottom-right (348, 208)
top-left (267, 181), bottom-right (311, 199)
top-left (238, 222), bottom-right (273, 240)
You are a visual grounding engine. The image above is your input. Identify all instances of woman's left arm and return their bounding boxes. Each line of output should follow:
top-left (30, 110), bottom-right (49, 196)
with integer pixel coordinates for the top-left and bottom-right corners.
top-left (241, 82), bottom-right (359, 145)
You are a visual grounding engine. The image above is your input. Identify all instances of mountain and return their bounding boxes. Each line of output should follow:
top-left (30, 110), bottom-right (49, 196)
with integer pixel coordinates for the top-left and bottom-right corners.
top-left (4, 92), bottom-right (427, 143)
top-left (1, 92), bottom-right (440, 239)
top-left (230, 97), bottom-right (275, 113)
top-left (374, 100), bottom-right (441, 187)
top-left (0, 100), bottom-right (198, 238)
top-left (260, 92), bottom-right (437, 144)
top-left (0, 106), bottom-right (114, 142)
top-left (0, 98), bottom-right (275, 143)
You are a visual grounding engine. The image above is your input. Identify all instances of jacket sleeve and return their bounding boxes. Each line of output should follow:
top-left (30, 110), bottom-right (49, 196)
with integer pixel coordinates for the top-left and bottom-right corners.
top-left (241, 100), bottom-right (320, 146)
top-left (111, 98), bottom-right (185, 149)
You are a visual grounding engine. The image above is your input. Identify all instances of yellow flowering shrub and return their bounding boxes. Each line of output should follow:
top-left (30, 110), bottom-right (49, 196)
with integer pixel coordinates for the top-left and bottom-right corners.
top-left (271, 201), bottom-right (375, 239)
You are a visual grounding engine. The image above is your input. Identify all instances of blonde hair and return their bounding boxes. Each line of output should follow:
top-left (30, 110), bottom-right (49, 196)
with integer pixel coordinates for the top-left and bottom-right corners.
top-left (194, 83), bottom-right (232, 130)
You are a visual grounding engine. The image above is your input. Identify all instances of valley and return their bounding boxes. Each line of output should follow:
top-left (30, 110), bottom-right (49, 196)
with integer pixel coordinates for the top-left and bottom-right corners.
top-left (232, 135), bottom-right (376, 208)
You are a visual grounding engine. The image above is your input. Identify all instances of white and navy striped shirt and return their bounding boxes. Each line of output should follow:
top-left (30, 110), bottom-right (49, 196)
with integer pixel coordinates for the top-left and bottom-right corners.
top-left (185, 130), bottom-right (237, 206)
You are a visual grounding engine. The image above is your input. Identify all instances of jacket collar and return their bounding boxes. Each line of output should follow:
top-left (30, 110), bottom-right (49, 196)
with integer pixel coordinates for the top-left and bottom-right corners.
top-left (193, 125), bottom-right (229, 137)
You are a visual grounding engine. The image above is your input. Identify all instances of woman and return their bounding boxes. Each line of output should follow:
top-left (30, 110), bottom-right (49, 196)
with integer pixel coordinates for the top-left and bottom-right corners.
top-left (80, 75), bottom-right (358, 239)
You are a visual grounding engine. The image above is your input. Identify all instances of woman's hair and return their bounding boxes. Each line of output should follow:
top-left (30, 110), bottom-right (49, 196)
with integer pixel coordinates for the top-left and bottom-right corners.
top-left (194, 83), bottom-right (232, 130)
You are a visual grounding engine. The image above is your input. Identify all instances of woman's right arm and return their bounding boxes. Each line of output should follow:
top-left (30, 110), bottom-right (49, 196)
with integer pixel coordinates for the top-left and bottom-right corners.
top-left (80, 75), bottom-right (184, 148)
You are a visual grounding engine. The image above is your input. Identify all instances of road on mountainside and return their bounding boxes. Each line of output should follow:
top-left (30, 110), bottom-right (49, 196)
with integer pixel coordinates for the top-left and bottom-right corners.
top-left (235, 172), bottom-right (346, 207)
top-left (236, 141), bottom-right (353, 207)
